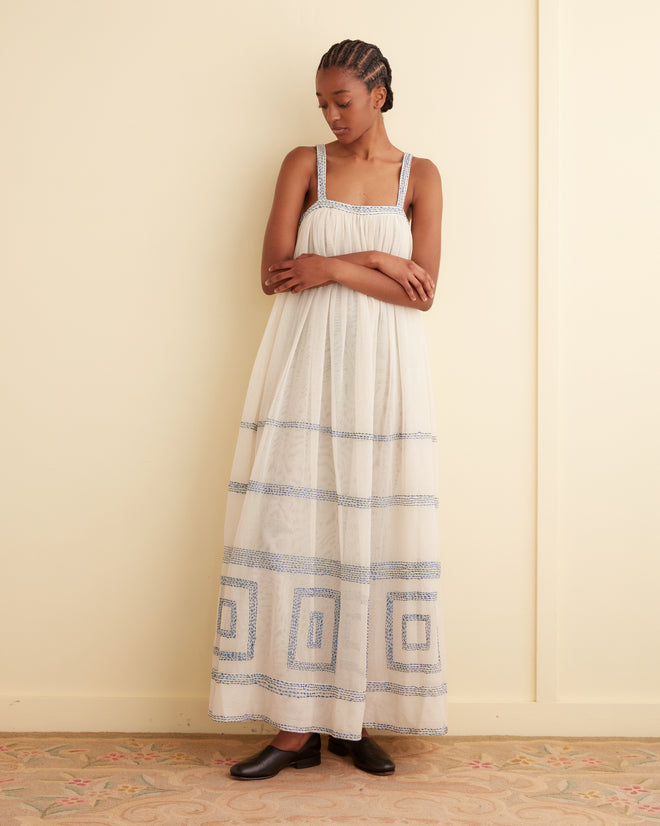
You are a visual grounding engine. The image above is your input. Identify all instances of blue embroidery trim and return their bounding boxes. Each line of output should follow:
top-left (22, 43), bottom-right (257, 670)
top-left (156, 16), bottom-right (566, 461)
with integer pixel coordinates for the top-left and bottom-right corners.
top-left (298, 144), bottom-right (413, 221)
top-left (214, 576), bottom-right (258, 662)
top-left (402, 613), bottom-right (432, 651)
top-left (228, 480), bottom-right (438, 509)
top-left (385, 591), bottom-right (443, 673)
top-left (207, 708), bottom-right (448, 740)
top-left (363, 722), bottom-right (449, 737)
top-left (211, 669), bottom-right (362, 702)
top-left (222, 546), bottom-right (441, 584)
top-left (307, 611), bottom-right (324, 649)
top-left (366, 681), bottom-right (448, 697)
top-left (217, 598), bottom-right (237, 639)
top-left (207, 707), bottom-right (365, 741)
top-left (210, 670), bottom-right (447, 700)
top-left (288, 587), bottom-right (341, 672)
top-left (240, 418), bottom-right (436, 443)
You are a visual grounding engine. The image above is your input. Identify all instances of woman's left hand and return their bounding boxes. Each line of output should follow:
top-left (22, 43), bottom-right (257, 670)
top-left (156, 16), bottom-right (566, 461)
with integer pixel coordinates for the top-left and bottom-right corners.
top-left (265, 254), bottom-right (333, 293)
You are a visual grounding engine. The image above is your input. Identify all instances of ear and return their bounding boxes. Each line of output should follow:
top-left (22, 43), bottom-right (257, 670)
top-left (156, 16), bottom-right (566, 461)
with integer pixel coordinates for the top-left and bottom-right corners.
top-left (372, 85), bottom-right (387, 110)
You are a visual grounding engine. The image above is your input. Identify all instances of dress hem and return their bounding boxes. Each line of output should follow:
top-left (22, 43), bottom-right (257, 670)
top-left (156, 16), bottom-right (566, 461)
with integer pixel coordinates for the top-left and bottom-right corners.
top-left (207, 710), bottom-right (448, 740)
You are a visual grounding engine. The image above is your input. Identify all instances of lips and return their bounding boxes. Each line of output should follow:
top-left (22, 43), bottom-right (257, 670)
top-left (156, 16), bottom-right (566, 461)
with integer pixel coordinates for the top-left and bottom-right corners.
top-left (332, 127), bottom-right (347, 136)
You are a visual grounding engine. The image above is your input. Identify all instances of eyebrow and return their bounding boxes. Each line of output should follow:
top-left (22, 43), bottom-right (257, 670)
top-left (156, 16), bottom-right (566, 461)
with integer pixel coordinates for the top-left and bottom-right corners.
top-left (315, 89), bottom-right (351, 96)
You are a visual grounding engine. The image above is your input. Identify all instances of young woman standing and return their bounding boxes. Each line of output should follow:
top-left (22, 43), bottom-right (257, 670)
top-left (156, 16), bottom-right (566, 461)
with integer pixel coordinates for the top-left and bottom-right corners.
top-left (210, 39), bottom-right (447, 780)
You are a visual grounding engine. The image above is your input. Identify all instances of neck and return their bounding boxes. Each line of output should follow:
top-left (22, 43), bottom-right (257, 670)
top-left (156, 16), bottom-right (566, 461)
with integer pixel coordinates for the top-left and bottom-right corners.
top-left (338, 116), bottom-right (393, 160)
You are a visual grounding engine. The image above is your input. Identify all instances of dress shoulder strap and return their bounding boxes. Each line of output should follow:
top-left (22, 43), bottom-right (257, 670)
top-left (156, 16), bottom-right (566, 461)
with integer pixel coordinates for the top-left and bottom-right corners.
top-left (316, 144), bottom-right (327, 201)
top-left (397, 152), bottom-right (413, 209)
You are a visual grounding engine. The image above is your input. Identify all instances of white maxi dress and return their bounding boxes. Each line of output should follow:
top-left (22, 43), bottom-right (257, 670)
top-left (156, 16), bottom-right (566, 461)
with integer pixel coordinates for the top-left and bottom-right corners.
top-left (209, 144), bottom-right (448, 740)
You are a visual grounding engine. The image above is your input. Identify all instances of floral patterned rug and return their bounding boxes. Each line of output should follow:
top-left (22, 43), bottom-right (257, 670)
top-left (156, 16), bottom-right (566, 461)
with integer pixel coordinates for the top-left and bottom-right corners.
top-left (1, 734), bottom-right (660, 824)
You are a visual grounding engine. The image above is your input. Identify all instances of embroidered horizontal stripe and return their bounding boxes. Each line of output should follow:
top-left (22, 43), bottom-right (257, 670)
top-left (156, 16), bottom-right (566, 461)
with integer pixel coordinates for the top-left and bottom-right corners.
top-left (228, 480), bottom-right (438, 509)
top-left (223, 545), bottom-right (441, 584)
top-left (366, 681), bottom-right (448, 697)
top-left (363, 722), bottom-right (449, 737)
top-left (301, 199), bottom-right (407, 220)
top-left (207, 710), bottom-right (364, 741)
top-left (240, 418), bottom-right (436, 443)
top-left (211, 669), bottom-right (364, 702)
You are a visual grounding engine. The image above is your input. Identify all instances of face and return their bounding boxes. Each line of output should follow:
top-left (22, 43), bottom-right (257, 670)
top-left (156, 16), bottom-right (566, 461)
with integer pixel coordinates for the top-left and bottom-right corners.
top-left (315, 67), bottom-right (386, 142)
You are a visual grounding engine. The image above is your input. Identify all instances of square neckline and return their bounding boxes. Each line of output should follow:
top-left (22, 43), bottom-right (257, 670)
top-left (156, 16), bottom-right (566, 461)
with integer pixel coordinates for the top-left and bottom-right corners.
top-left (299, 144), bottom-right (412, 222)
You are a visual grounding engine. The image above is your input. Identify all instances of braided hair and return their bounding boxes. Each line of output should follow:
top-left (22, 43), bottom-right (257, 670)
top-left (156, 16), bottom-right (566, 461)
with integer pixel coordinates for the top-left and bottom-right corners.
top-left (317, 40), bottom-right (394, 113)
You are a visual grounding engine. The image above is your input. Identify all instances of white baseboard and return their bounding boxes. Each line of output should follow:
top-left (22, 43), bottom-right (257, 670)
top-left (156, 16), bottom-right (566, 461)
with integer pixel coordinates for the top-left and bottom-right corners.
top-left (2, 696), bottom-right (659, 736)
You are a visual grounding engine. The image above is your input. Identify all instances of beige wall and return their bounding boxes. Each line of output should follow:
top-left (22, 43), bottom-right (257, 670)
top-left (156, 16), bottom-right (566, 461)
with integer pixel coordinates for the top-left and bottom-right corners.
top-left (1, 0), bottom-right (658, 735)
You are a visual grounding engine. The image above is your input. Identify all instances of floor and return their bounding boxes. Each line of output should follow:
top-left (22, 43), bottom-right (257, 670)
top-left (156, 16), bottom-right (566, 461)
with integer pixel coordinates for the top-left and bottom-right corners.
top-left (1, 733), bottom-right (660, 824)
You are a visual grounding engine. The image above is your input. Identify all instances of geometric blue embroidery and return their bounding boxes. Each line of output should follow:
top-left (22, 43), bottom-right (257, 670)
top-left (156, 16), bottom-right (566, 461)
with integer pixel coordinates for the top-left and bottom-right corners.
top-left (214, 576), bottom-right (257, 662)
top-left (385, 591), bottom-right (442, 673)
top-left (307, 611), bottom-right (324, 649)
top-left (402, 613), bottom-right (431, 651)
top-left (228, 479), bottom-right (438, 509)
top-left (240, 418), bottom-right (436, 443)
top-left (298, 144), bottom-right (413, 221)
top-left (223, 545), bottom-right (442, 584)
top-left (288, 587), bottom-right (340, 672)
top-left (366, 680), bottom-right (448, 697)
top-left (210, 669), bottom-right (449, 701)
top-left (210, 669), bottom-right (363, 702)
top-left (217, 598), bottom-right (237, 639)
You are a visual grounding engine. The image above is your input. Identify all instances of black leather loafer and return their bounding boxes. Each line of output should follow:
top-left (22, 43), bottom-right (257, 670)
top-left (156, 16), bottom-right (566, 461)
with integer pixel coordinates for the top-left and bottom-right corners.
top-left (230, 733), bottom-right (321, 780)
top-left (328, 734), bottom-right (395, 775)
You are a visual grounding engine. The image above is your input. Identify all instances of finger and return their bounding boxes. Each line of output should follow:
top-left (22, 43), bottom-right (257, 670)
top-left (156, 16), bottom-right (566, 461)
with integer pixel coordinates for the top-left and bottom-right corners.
top-left (265, 269), bottom-right (293, 287)
top-left (274, 277), bottom-right (295, 293)
top-left (410, 277), bottom-right (431, 302)
top-left (412, 282), bottom-right (429, 302)
top-left (268, 259), bottom-right (295, 272)
top-left (402, 280), bottom-right (416, 301)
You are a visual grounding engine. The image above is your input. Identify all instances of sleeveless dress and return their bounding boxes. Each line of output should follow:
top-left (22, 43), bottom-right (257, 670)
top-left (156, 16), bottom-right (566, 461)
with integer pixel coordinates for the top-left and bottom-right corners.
top-left (209, 144), bottom-right (448, 740)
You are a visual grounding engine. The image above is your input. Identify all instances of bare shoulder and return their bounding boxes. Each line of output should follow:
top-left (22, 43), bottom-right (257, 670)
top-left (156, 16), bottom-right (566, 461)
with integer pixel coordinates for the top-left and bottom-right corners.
top-left (280, 145), bottom-right (316, 175)
top-left (409, 156), bottom-right (442, 209)
top-left (410, 156), bottom-right (442, 187)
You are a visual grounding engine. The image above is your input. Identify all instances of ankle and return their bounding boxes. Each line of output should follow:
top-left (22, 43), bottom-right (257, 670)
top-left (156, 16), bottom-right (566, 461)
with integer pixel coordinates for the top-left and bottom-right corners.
top-left (271, 730), bottom-right (314, 751)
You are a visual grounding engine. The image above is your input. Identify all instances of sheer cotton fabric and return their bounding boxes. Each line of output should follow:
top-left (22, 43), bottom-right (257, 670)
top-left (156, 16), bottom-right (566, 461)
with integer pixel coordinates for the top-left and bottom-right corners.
top-left (209, 144), bottom-right (448, 740)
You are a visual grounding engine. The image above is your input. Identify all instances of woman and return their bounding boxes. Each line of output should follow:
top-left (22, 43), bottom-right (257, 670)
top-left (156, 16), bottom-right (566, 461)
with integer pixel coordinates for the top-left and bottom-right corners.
top-left (210, 39), bottom-right (447, 780)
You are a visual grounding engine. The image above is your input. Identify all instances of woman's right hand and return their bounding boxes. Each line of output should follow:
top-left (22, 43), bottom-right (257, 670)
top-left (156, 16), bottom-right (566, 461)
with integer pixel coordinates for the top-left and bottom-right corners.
top-left (375, 254), bottom-right (435, 303)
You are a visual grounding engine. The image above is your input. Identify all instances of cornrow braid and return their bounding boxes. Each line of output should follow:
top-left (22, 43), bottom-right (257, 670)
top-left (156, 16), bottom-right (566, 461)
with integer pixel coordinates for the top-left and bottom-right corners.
top-left (318, 39), bottom-right (394, 113)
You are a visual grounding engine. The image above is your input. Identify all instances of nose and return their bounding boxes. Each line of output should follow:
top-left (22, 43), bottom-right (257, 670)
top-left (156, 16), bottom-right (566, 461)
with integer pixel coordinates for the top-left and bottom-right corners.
top-left (326, 104), bottom-right (342, 123)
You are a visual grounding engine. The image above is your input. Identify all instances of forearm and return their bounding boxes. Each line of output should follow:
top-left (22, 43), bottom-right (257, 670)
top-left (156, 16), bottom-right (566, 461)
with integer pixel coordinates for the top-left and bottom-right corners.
top-left (328, 257), bottom-right (431, 310)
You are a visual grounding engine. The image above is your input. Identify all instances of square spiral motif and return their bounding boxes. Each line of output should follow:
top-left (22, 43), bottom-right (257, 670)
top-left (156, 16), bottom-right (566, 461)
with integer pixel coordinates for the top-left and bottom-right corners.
top-left (386, 591), bottom-right (442, 672)
top-left (217, 598), bottom-right (237, 639)
top-left (214, 576), bottom-right (257, 661)
top-left (288, 587), bottom-right (341, 672)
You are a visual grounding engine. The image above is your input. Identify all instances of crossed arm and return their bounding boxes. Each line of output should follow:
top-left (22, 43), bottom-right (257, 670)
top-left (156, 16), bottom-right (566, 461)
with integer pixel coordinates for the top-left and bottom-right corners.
top-left (260, 146), bottom-right (443, 311)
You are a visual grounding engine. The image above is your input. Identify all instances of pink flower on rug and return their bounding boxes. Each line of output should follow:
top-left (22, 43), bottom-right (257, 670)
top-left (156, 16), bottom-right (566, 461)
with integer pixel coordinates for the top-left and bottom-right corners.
top-left (67, 778), bottom-right (94, 787)
top-left (546, 755), bottom-right (574, 767)
top-left (133, 751), bottom-right (161, 761)
top-left (608, 795), bottom-right (633, 809)
top-left (622, 785), bottom-right (651, 796)
top-left (637, 803), bottom-right (660, 813)
top-left (580, 757), bottom-right (606, 766)
top-left (90, 789), bottom-right (118, 800)
top-left (98, 752), bottom-right (129, 762)
top-left (55, 796), bottom-right (86, 806)
top-left (212, 756), bottom-right (238, 766)
top-left (464, 759), bottom-right (496, 769)
top-left (0, 746), bottom-right (11, 752)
